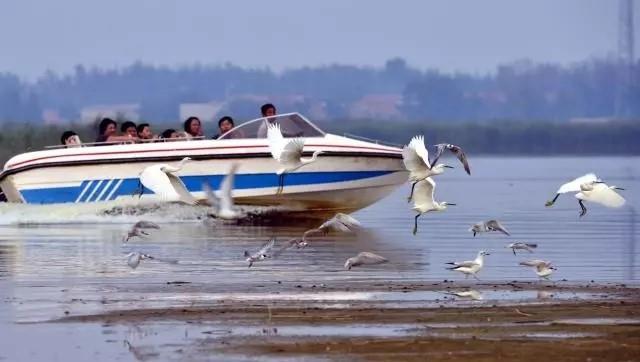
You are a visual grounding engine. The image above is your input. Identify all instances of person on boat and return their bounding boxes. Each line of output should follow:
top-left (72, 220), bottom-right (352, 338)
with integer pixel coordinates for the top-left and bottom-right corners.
top-left (183, 116), bottom-right (203, 139)
top-left (161, 128), bottom-right (180, 139)
top-left (95, 118), bottom-right (137, 144)
top-left (256, 103), bottom-right (277, 138)
top-left (60, 130), bottom-right (81, 147)
top-left (136, 123), bottom-right (156, 141)
top-left (120, 121), bottom-right (138, 138)
top-left (212, 116), bottom-right (235, 139)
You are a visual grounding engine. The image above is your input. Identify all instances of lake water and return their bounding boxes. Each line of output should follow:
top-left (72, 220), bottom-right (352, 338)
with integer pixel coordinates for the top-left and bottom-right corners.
top-left (0, 156), bottom-right (638, 360)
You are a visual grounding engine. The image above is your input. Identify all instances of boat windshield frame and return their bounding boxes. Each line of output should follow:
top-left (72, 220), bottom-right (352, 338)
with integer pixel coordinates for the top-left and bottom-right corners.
top-left (217, 112), bottom-right (326, 140)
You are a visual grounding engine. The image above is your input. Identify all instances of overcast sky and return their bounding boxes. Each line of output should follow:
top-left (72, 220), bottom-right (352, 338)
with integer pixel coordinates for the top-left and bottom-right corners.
top-left (0, 0), bottom-right (636, 79)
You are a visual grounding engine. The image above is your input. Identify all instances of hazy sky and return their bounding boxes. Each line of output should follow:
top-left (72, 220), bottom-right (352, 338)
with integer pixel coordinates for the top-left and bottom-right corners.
top-left (0, 0), bottom-right (636, 79)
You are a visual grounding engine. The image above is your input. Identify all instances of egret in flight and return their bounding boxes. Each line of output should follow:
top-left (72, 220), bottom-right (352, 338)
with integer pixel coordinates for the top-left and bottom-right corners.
top-left (402, 135), bottom-right (454, 201)
top-left (267, 123), bottom-right (323, 194)
top-left (412, 178), bottom-right (455, 235)
top-left (545, 173), bottom-right (625, 216)
top-left (203, 163), bottom-right (242, 220)
top-left (139, 157), bottom-right (197, 204)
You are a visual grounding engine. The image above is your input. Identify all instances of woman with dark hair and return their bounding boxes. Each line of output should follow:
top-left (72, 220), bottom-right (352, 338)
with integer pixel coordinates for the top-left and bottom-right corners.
top-left (95, 118), bottom-right (137, 144)
top-left (60, 130), bottom-right (81, 147)
top-left (212, 116), bottom-right (235, 139)
top-left (183, 116), bottom-right (203, 139)
top-left (120, 121), bottom-right (138, 137)
top-left (161, 128), bottom-right (180, 139)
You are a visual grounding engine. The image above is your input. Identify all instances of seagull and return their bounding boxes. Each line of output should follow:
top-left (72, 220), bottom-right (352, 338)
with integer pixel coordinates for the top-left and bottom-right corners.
top-left (575, 181), bottom-right (626, 217)
top-left (545, 173), bottom-right (600, 207)
top-left (139, 157), bottom-right (197, 204)
top-left (300, 213), bottom-right (361, 247)
top-left (123, 220), bottom-right (160, 242)
top-left (412, 178), bottom-right (455, 235)
top-left (203, 163), bottom-right (242, 220)
top-left (402, 135), bottom-right (454, 202)
top-left (446, 250), bottom-right (489, 280)
top-left (344, 252), bottom-right (388, 270)
top-left (430, 143), bottom-right (471, 175)
top-left (506, 242), bottom-right (537, 255)
top-left (244, 238), bottom-right (276, 267)
top-left (445, 290), bottom-right (483, 301)
top-left (267, 123), bottom-right (323, 194)
top-left (126, 252), bottom-right (154, 269)
top-left (469, 220), bottom-right (510, 237)
top-left (519, 260), bottom-right (556, 280)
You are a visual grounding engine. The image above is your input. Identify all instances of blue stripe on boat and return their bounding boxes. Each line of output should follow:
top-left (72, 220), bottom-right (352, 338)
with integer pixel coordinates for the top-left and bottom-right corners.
top-left (19, 171), bottom-right (393, 204)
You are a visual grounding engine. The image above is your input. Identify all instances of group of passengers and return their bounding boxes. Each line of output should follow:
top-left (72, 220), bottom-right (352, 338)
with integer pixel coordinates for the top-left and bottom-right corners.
top-left (60, 103), bottom-right (277, 147)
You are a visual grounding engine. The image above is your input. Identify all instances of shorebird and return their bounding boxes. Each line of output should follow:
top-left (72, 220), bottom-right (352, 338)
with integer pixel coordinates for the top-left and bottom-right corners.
top-left (344, 252), bottom-right (388, 270)
top-left (446, 250), bottom-right (489, 280)
top-left (126, 251), bottom-right (154, 269)
top-left (506, 242), bottom-right (537, 255)
top-left (300, 213), bottom-right (361, 247)
top-left (519, 260), bottom-right (556, 280)
top-left (139, 157), bottom-right (197, 204)
top-left (469, 220), bottom-right (510, 237)
top-left (267, 123), bottom-right (323, 194)
top-left (445, 290), bottom-right (483, 301)
top-left (412, 178), bottom-right (455, 235)
top-left (123, 220), bottom-right (161, 242)
top-left (402, 135), bottom-right (454, 202)
top-left (430, 143), bottom-right (471, 175)
top-left (244, 238), bottom-right (276, 267)
top-left (203, 163), bottom-right (242, 220)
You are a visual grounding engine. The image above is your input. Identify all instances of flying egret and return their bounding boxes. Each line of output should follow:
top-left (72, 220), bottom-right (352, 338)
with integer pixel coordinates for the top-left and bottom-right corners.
top-left (519, 260), bottom-right (556, 280)
top-left (446, 250), bottom-right (489, 280)
top-left (126, 252), bottom-right (154, 269)
top-left (300, 213), bottom-right (361, 247)
top-left (244, 238), bottom-right (276, 267)
top-left (139, 157), bottom-right (197, 204)
top-left (545, 173), bottom-right (600, 207)
top-left (267, 123), bottom-right (323, 194)
top-left (203, 163), bottom-right (242, 220)
top-left (123, 220), bottom-right (160, 242)
top-left (469, 220), bottom-right (510, 237)
top-left (430, 143), bottom-right (471, 175)
top-left (575, 181), bottom-right (626, 217)
top-left (412, 178), bottom-right (455, 235)
top-left (344, 252), bottom-right (388, 270)
top-left (402, 135), bottom-right (454, 202)
top-left (506, 242), bottom-right (537, 255)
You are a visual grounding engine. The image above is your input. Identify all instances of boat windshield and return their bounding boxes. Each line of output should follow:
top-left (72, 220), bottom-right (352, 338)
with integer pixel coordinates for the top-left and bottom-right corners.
top-left (218, 112), bottom-right (325, 140)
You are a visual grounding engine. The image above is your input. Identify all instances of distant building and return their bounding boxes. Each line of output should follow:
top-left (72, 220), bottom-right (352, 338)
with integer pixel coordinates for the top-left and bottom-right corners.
top-left (348, 94), bottom-right (403, 120)
top-left (80, 104), bottom-right (140, 124)
top-left (42, 109), bottom-right (64, 124)
top-left (179, 102), bottom-right (225, 123)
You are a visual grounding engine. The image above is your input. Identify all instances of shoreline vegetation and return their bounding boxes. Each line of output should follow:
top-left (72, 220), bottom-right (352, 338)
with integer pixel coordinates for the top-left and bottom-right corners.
top-left (0, 120), bottom-right (638, 166)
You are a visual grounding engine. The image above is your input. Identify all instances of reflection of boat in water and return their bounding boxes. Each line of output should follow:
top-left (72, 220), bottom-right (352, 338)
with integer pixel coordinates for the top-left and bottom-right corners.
top-left (0, 113), bottom-right (406, 213)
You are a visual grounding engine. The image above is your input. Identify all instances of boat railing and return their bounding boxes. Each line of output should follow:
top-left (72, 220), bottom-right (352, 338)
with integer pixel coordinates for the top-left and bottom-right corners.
top-left (342, 133), bottom-right (402, 148)
top-left (44, 136), bottom-right (207, 149)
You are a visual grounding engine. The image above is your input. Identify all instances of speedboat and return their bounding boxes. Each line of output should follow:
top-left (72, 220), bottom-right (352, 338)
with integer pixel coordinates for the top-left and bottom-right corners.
top-left (0, 113), bottom-right (407, 213)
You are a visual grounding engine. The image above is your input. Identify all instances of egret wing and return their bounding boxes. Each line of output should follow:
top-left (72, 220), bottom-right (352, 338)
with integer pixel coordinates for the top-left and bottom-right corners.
top-left (267, 123), bottom-right (285, 160)
top-left (557, 173), bottom-right (598, 194)
top-left (402, 135), bottom-right (430, 172)
top-left (166, 172), bottom-right (198, 205)
top-left (218, 163), bottom-right (238, 211)
top-left (586, 183), bottom-right (626, 208)
top-left (412, 178), bottom-right (437, 209)
top-left (278, 138), bottom-right (305, 166)
top-left (140, 165), bottom-right (180, 202)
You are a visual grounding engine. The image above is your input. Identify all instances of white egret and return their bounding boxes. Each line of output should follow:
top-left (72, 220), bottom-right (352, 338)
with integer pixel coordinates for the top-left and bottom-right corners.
top-left (469, 220), bottom-right (510, 237)
top-left (123, 220), bottom-right (160, 243)
top-left (546, 173), bottom-right (599, 207)
top-left (203, 163), bottom-right (242, 220)
top-left (139, 157), bottom-right (197, 204)
top-left (446, 251), bottom-right (489, 280)
top-left (402, 135), bottom-right (454, 202)
top-left (519, 260), bottom-right (556, 280)
top-left (300, 213), bottom-right (361, 247)
top-left (412, 178), bottom-right (455, 235)
top-left (244, 238), bottom-right (276, 267)
top-left (267, 123), bottom-right (323, 194)
top-left (575, 182), bottom-right (626, 217)
top-left (126, 252), bottom-right (154, 269)
top-left (506, 242), bottom-right (537, 255)
top-left (344, 252), bottom-right (388, 270)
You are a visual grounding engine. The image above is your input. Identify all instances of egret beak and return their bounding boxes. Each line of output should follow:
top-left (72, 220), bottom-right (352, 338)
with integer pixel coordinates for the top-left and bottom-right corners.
top-left (614, 187), bottom-right (625, 190)
top-left (447, 203), bottom-right (457, 206)
top-left (444, 165), bottom-right (454, 169)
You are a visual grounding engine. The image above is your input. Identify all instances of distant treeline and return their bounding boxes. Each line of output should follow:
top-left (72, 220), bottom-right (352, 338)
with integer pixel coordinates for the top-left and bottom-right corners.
top-left (0, 57), bottom-right (638, 122)
top-left (1, 120), bottom-right (637, 167)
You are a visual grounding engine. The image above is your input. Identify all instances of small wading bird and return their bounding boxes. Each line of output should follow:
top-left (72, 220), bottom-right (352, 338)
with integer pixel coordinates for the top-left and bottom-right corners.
top-left (244, 238), bottom-right (276, 267)
top-left (267, 123), bottom-right (323, 194)
top-left (126, 251), bottom-right (154, 269)
top-left (123, 220), bottom-right (161, 242)
top-left (344, 252), bottom-right (388, 270)
top-left (545, 173), bottom-right (626, 217)
top-left (469, 220), bottom-right (510, 237)
top-left (446, 250), bottom-right (489, 280)
top-left (203, 163), bottom-right (243, 220)
top-left (299, 213), bottom-right (361, 247)
top-left (412, 178), bottom-right (455, 235)
top-left (506, 242), bottom-right (538, 255)
top-left (519, 260), bottom-right (557, 280)
top-left (139, 157), bottom-right (197, 204)
top-left (402, 135), bottom-right (454, 202)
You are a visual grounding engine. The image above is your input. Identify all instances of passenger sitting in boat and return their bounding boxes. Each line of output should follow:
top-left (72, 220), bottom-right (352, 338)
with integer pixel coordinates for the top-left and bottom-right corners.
top-left (136, 123), bottom-right (156, 141)
top-left (256, 103), bottom-right (277, 138)
top-left (212, 116), bottom-right (235, 139)
top-left (161, 128), bottom-right (180, 140)
top-left (95, 118), bottom-right (138, 144)
top-left (183, 116), bottom-right (203, 139)
top-left (120, 121), bottom-right (138, 138)
top-left (60, 130), bottom-right (81, 147)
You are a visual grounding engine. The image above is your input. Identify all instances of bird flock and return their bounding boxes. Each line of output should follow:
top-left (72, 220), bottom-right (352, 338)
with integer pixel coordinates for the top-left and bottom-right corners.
top-left (124, 131), bottom-right (627, 284)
